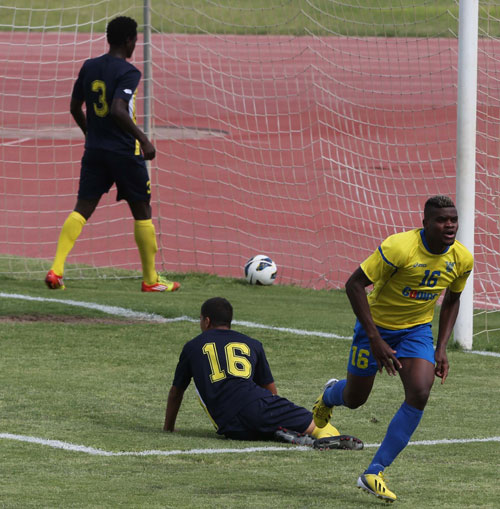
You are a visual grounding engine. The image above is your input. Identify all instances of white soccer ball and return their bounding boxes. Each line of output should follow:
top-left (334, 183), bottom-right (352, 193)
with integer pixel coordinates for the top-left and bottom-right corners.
top-left (244, 255), bottom-right (277, 285)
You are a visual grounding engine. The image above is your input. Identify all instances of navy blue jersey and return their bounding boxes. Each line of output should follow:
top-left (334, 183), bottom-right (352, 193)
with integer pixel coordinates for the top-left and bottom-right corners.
top-left (72, 54), bottom-right (141, 155)
top-left (172, 329), bottom-right (275, 432)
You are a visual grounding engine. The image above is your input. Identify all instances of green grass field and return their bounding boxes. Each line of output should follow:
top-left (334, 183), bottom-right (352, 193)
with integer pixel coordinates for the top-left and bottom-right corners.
top-left (1, 272), bottom-right (499, 508)
top-left (1, 1), bottom-right (499, 506)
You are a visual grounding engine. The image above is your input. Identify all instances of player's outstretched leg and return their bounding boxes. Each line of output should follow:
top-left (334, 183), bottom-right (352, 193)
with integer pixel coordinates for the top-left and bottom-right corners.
top-left (357, 471), bottom-right (397, 503)
top-left (312, 378), bottom-right (338, 427)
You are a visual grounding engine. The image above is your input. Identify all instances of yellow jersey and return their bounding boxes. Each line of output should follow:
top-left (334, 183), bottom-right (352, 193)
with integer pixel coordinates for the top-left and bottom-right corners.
top-left (360, 228), bottom-right (473, 330)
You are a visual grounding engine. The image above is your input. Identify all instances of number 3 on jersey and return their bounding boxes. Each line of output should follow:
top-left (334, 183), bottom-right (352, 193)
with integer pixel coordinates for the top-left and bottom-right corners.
top-left (91, 80), bottom-right (109, 117)
top-left (202, 342), bottom-right (252, 382)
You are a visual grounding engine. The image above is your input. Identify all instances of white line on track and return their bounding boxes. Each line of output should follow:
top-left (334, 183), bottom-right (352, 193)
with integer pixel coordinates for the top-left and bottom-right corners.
top-left (0, 137), bottom-right (32, 146)
top-left (1, 433), bottom-right (499, 457)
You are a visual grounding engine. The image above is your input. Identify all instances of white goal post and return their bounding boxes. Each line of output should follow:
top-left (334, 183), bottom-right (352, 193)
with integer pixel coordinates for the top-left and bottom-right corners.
top-left (454, 0), bottom-right (478, 349)
top-left (0, 1), bottom-right (498, 349)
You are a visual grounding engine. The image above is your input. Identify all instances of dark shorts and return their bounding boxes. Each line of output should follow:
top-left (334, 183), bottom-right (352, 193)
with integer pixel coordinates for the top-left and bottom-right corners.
top-left (221, 395), bottom-right (313, 441)
top-left (78, 148), bottom-right (151, 202)
top-left (347, 320), bottom-right (435, 377)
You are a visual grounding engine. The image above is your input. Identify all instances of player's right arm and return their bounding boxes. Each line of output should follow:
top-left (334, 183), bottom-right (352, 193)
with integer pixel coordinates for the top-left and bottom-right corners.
top-left (164, 344), bottom-right (192, 432)
top-left (163, 385), bottom-right (185, 432)
top-left (345, 267), bottom-right (401, 375)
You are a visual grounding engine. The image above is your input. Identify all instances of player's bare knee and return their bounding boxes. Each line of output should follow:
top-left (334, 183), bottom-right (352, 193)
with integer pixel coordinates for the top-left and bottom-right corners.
top-left (406, 389), bottom-right (430, 410)
top-left (344, 394), bottom-right (369, 409)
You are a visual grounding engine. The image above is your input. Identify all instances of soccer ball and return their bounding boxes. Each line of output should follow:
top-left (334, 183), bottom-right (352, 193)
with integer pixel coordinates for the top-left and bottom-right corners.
top-left (244, 255), bottom-right (277, 285)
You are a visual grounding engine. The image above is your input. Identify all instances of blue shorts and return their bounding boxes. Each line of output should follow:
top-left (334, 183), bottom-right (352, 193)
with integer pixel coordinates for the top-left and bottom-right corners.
top-left (78, 148), bottom-right (151, 203)
top-left (221, 395), bottom-right (312, 440)
top-left (347, 320), bottom-right (435, 377)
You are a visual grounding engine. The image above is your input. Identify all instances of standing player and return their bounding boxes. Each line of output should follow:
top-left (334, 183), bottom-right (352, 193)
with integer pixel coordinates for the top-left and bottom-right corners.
top-left (45, 16), bottom-right (179, 293)
top-left (313, 195), bottom-right (473, 502)
top-left (164, 297), bottom-right (363, 450)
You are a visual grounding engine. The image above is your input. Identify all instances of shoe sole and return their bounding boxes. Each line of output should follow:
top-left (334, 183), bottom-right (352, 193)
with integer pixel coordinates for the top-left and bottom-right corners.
top-left (314, 434), bottom-right (364, 451)
top-left (357, 476), bottom-right (396, 503)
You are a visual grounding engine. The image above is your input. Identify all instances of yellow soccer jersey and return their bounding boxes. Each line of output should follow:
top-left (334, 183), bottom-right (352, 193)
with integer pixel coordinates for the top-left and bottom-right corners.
top-left (360, 228), bottom-right (473, 330)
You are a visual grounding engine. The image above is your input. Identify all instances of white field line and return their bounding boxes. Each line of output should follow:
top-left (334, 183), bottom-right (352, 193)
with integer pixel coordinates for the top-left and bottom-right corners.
top-left (468, 350), bottom-right (500, 357)
top-left (1, 292), bottom-right (499, 356)
top-left (1, 433), bottom-right (499, 457)
top-left (0, 292), bottom-right (351, 340)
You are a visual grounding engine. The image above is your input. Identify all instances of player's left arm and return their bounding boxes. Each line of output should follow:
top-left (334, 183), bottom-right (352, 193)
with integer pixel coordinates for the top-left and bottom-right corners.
top-left (434, 288), bottom-right (461, 384)
top-left (163, 385), bottom-right (185, 432)
top-left (70, 97), bottom-right (87, 136)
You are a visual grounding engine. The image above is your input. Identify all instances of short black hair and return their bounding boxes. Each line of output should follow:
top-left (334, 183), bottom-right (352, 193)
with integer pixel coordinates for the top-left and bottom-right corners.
top-left (106, 16), bottom-right (137, 46)
top-left (424, 195), bottom-right (455, 218)
top-left (201, 297), bottom-right (233, 327)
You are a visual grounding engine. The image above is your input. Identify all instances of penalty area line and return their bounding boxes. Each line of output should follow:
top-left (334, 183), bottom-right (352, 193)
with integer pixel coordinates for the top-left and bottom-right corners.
top-left (1, 433), bottom-right (499, 457)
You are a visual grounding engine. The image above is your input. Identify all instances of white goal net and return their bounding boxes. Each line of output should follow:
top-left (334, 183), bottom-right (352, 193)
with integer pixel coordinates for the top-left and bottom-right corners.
top-left (0, 1), bottom-right (498, 343)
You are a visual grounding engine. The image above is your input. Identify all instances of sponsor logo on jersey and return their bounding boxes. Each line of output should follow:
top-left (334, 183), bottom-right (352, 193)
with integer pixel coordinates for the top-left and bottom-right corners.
top-left (413, 263), bottom-right (427, 267)
top-left (445, 261), bottom-right (456, 272)
top-left (402, 286), bottom-right (439, 301)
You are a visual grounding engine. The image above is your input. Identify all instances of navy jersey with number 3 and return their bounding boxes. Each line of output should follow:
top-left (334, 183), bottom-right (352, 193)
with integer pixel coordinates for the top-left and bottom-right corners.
top-left (172, 329), bottom-right (275, 432)
top-left (72, 54), bottom-right (141, 155)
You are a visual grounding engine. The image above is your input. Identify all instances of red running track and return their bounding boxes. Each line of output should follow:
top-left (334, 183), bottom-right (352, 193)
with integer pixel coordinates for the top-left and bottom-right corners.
top-left (0, 33), bottom-right (498, 307)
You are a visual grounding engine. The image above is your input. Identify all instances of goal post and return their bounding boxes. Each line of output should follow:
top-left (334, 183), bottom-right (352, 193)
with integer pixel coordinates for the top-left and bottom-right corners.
top-left (142, 0), bottom-right (152, 143)
top-left (454, 0), bottom-right (479, 350)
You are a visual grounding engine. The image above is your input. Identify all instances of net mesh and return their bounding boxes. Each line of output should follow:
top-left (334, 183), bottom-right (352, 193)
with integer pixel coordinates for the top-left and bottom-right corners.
top-left (0, 1), bottom-right (498, 341)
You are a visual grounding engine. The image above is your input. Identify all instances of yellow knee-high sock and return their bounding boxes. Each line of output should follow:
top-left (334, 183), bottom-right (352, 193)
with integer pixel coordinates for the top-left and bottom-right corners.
top-left (51, 211), bottom-right (86, 276)
top-left (134, 219), bottom-right (158, 285)
top-left (311, 423), bottom-right (341, 439)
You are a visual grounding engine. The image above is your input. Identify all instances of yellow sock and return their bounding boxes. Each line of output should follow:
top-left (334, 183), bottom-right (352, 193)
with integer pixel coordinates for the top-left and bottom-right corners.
top-left (134, 219), bottom-right (158, 285)
top-left (311, 423), bottom-right (341, 439)
top-left (51, 211), bottom-right (86, 276)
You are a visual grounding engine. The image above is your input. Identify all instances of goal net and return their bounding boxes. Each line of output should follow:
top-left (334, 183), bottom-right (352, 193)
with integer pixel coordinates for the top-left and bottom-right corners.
top-left (0, 1), bottom-right (498, 343)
